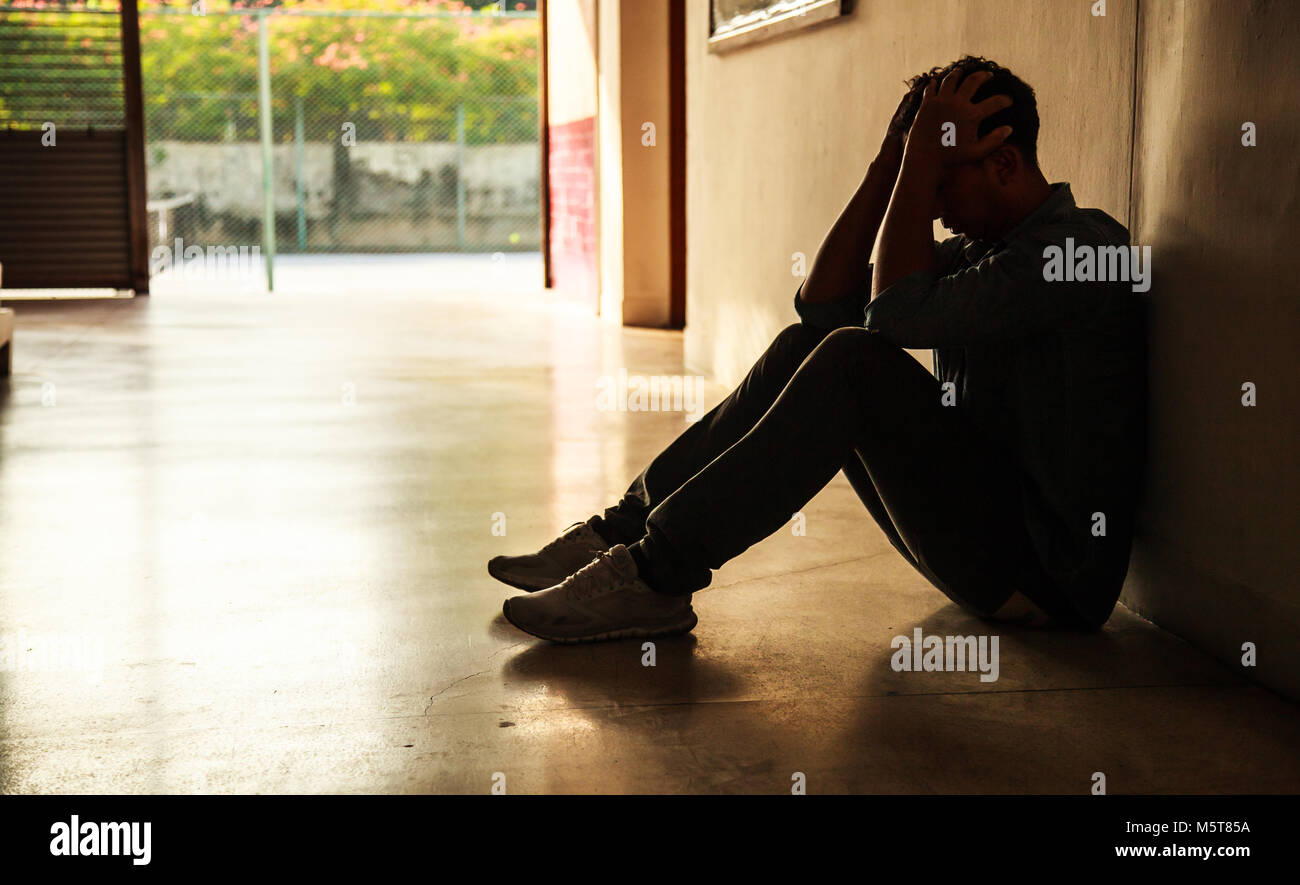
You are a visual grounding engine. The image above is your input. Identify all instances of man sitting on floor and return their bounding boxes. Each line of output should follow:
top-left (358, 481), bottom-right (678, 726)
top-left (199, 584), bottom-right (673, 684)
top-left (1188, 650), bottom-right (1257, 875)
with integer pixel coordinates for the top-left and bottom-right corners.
top-left (489, 56), bottom-right (1147, 643)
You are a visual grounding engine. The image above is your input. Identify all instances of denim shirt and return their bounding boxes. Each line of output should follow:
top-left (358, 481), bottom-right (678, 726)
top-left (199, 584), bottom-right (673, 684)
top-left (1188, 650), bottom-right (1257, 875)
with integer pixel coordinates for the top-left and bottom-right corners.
top-left (794, 183), bottom-right (1147, 627)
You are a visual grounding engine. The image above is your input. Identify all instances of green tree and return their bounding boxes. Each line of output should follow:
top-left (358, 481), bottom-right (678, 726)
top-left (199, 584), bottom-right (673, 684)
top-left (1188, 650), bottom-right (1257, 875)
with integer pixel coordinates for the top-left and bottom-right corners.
top-left (139, 0), bottom-right (538, 144)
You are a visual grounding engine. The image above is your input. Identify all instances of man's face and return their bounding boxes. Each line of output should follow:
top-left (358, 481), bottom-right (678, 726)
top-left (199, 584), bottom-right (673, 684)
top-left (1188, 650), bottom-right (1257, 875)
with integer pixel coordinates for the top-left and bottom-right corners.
top-left (933, 158), bottom-right (1000, 239)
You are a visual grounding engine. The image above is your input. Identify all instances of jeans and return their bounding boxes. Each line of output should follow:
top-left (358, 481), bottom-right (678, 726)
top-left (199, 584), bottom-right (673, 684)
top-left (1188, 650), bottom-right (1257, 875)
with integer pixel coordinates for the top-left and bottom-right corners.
top-left (596, 322), bottom-right (1089, 627)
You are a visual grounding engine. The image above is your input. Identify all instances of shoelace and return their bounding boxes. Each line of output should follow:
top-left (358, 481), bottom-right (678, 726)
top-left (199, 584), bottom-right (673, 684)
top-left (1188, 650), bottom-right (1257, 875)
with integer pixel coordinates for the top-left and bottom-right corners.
top-left (565, 549), bottom-right (628, 602)
top-left (537, 522), bottom-right (587, 555)
top-left (539, 524), bottom-right (609, 563)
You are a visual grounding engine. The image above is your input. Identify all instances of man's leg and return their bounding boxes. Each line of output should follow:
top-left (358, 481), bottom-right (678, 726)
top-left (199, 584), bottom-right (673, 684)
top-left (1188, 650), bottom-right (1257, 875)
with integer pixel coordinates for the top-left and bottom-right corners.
top-left (633, 327), bottom-right (1083, 625)
top-left (488, 322), bottom-right (831, 593)
top-left (841, 452), bottom-right (1063, 626)
top-left (593, 322), bottom-right (831, 545)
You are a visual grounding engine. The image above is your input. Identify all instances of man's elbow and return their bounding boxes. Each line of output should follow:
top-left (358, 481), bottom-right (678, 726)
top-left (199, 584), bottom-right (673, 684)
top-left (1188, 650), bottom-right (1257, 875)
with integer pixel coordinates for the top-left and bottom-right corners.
top-left (862, 303), bottom-right (901, 338)
top-left (862, 314), bottom-right (905, 344)
top-left (863, 312), bottom-right (941, 349)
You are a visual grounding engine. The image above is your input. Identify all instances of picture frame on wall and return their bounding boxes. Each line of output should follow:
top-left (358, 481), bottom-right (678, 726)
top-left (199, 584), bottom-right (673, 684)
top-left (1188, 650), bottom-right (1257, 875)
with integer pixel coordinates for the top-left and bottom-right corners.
top-left (708, 0), bottom-right (853, 53)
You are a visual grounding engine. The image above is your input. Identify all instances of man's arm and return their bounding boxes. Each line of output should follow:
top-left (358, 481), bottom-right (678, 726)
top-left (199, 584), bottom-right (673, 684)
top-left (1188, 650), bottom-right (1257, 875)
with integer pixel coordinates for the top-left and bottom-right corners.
top-left (799, 135), bottom-right (902, 305)
top-left (874, 70), bottom-right (1012, 300)
top-left (864, 225), bottom-right (1121, 348)
top-left (872, 148), bottom-right (941, 298)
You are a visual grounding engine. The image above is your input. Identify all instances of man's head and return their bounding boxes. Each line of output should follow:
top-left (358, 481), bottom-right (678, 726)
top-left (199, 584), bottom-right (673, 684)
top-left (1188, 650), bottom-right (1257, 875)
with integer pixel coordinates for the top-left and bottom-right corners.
top-left (891, 56), bottom-right (1047, 239)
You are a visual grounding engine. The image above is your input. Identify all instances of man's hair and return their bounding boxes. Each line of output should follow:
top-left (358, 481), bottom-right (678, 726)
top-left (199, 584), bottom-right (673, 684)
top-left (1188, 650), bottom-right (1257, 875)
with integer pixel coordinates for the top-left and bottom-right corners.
top-left (889, 55), bottom-right (1040, 168)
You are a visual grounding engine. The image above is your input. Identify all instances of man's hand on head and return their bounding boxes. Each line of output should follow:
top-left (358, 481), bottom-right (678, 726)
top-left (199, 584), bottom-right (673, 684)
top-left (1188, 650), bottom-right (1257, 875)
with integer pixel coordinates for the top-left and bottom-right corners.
top-left (903, 69), bottom-right (1014, 170)
top-left (886, 87), bottom-right (922, 142)
top-left (799, 89), bottom-right (920, 308)
top-left (871, 71), bottom-right (1010, 299)
top-left (873, 90), bottom-right (914, 172)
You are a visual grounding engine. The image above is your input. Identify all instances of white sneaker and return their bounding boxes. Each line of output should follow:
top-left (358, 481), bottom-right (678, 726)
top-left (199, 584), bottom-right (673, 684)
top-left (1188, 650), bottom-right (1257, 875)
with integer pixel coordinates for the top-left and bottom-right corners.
top-left (502, 545), bottom-right (698, 643)
top-left (487, 521), bottom-right (611, 592)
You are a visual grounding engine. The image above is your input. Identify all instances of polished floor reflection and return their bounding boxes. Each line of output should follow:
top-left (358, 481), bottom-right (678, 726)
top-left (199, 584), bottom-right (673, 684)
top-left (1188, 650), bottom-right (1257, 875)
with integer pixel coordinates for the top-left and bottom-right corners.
top-left (2, 266), bottom-right (1298, 793)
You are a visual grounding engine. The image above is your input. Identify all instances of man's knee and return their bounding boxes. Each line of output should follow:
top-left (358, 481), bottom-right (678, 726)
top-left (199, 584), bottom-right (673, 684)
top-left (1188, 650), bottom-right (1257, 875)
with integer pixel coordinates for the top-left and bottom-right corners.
top-left (774, 321), bottom-right (824, 348)
top-left (811, 326), bottom-right (899, 369)
top-left (768, 322), bottom-right (829, 364)
top-left (798, 328), bottom-right (931, 405)
top-left (821, 326), bottom-right (874, 346)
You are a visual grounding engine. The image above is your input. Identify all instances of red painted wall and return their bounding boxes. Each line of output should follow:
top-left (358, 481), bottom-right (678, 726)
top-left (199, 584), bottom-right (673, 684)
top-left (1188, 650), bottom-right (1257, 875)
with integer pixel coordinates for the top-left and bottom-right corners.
top-left (547, 115), bottom-right (598, 309)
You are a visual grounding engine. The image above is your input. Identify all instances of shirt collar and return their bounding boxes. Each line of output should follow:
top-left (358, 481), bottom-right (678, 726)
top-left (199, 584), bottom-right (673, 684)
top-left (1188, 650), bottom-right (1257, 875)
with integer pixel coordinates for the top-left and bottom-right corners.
top-left (962, 182), bottom-right (1075, 262)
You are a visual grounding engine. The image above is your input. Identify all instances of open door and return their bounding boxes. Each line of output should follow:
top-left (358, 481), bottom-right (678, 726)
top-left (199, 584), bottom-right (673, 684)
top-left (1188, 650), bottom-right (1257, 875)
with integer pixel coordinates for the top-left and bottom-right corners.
top-left (540, 0), bottom-right (686, 328)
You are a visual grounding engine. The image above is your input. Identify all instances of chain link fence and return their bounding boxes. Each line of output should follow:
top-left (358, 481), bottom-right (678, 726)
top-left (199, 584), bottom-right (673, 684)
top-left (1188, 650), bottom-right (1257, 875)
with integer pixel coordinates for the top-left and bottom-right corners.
top-left (139, 0), bottom-right (540, 260)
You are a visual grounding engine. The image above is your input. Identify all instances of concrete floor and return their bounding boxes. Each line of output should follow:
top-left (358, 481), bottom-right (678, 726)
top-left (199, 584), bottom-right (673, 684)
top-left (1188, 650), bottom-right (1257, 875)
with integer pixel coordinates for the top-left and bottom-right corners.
top-left (2, 258), bottom-right (1298, 794)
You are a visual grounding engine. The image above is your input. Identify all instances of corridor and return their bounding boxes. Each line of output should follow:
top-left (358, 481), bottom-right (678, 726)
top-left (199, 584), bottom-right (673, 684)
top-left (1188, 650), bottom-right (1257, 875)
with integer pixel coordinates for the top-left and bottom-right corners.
top-left (2, 270), bottom-right (1297, 794)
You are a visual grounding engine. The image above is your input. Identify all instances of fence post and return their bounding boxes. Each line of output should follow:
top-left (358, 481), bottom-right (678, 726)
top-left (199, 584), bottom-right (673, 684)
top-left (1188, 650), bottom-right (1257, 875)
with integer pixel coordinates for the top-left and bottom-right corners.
top-left (456, 101), bottom-right (467, 251)
top-left (295, 95), bottom-right (306, 252)
top-left (257, 9), bottom-right (276, 290)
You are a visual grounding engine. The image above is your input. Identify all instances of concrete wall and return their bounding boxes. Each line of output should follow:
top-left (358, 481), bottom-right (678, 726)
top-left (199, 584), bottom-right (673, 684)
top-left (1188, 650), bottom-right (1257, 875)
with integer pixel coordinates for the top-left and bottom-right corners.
top-left (148, 141), bottom-right (539, 220)
top-left (613, 0), bottom-right (673, 327)
top-left (595, 0), bottom-right (675, 326)
top-left (1124, 0), bottom-right (1300, 699)
top-left (682, 0), bottom-right (1299, 697)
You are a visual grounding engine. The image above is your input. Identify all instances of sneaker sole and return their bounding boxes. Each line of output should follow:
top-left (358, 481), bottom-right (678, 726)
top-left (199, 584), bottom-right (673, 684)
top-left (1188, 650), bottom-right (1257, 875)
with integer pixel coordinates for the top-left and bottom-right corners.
top-left (501, 599), bottom-right (698, 644)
